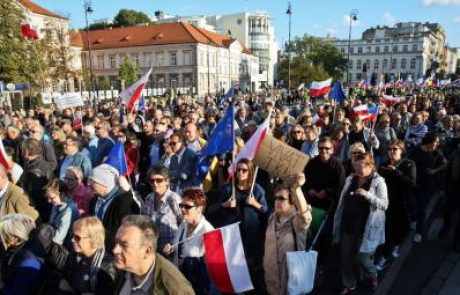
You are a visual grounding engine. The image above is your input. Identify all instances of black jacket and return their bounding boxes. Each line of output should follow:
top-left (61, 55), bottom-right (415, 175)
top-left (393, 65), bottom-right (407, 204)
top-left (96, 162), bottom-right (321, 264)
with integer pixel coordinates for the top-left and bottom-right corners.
top-left (89, 188), bottom-right (140, 251)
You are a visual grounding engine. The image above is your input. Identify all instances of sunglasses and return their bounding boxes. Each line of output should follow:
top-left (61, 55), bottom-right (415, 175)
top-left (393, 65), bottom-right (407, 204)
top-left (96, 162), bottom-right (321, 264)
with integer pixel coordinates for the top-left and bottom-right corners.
top-left (274, 196), bottom-right (288, 201)
top-left (237, 168), bottom-right (248, 173)
top-left (352, 151), bottom-right (363, 155)
top-left (149, 178), bottom-right (165, 184)
top-left (388, 147), bottom-right (400, 151)
top-left (72, 234), bottom-right (90, 243)
top-left (169, 141), bottom-right (180, 146)
top-left (179, 203), bottom-right (195, 210)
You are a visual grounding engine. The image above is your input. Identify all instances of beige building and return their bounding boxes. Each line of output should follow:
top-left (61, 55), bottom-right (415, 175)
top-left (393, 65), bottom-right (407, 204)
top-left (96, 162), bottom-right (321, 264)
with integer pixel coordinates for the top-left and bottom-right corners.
top-left (69, 22), bottom-right (260, 96)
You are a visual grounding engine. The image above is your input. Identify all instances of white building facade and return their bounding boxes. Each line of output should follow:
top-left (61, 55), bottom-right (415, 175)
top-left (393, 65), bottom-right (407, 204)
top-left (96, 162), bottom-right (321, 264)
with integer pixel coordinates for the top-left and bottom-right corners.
top-left (333, 22), bottom-right (459, 84)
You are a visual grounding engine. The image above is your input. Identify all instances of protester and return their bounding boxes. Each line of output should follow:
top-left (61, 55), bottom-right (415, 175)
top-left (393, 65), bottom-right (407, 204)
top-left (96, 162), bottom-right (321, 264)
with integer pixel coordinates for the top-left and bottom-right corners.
top-left (63, 166), bottom-right (94, 217)
top-left (169, 132), bottom-right (198, 193)
top-left (59, 135), bottom-right (92, 180)
top-left (112, 215), bottom-right (195, 294)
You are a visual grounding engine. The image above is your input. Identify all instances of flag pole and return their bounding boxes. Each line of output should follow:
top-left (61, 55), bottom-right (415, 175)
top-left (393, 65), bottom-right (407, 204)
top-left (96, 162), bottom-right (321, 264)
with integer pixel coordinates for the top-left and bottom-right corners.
top-left (170, 222), bottom-right (242, 249)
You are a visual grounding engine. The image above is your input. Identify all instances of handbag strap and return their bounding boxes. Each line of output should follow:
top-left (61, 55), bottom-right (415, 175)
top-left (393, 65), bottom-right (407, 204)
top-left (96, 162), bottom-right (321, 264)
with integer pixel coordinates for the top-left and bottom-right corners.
top-left (290, 220), bottom-right (299, 252)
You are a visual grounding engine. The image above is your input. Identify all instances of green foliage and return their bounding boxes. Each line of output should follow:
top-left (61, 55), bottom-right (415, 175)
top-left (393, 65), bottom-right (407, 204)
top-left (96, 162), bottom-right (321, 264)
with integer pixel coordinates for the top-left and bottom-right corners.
top-left (113, 9), bottom-right (151, 28)
top-left (101, 76), bottom-right (111, 90)
top-left (88, 21), bottom-right (112, 31)
top-left (280, 34), bottom-right (348, 86)
top-left (119, 56), bottom-right (139, 86)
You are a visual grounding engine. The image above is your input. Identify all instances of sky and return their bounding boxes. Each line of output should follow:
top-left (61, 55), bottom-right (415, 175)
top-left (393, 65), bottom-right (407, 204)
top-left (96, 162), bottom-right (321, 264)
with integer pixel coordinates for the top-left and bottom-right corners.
top-left (37, 0), bottom-right (460, 47)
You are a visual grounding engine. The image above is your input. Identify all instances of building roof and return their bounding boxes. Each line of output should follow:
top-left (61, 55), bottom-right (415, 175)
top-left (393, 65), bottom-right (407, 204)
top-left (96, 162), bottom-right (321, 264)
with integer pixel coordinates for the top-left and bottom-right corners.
top-left (70, 22), bottom-right (253, 54)
top-left (19, 0), bottom-right (67, 19)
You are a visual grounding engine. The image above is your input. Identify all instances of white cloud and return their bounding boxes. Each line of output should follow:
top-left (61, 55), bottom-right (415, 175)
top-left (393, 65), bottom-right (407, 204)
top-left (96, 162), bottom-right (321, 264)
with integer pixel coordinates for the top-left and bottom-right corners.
top-left (343, 15), bottom-right (361, 27)
top-left (455, 15), bottom-right (460, 23)
top-left (382, 12), bottom-right (397, 26)
top-left (422, 0), bottom-right (460, 5)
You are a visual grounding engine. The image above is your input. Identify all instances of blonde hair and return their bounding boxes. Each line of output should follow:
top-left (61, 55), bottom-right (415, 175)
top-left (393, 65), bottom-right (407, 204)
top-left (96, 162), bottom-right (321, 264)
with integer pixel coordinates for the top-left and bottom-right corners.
top-left (348, 142), bottom-right (366, 159)
top-left (73, 217), bottom-right (105, 249)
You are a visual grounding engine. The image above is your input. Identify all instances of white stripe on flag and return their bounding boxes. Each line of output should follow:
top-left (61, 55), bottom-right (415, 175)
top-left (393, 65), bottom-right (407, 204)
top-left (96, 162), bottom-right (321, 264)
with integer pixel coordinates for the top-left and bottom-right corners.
top-left (222, 223), bottom-right (253, 293)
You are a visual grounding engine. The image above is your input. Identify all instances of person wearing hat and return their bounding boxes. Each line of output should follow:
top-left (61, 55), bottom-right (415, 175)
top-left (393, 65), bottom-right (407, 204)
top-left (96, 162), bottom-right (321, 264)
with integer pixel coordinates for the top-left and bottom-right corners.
top-left (88, 164), bottom-right (140, 250)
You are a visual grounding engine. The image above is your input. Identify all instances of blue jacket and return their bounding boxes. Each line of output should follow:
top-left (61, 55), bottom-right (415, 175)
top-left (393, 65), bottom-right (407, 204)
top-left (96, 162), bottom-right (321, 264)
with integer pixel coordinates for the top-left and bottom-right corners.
top-left (92, 137), bottom-right (114, 167)
top-left (59, 152), bottom-right (92, 179)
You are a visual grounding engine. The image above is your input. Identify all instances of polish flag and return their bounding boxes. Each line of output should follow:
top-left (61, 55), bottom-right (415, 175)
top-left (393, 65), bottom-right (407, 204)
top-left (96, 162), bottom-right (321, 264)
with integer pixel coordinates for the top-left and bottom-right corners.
top-left (353, 104), bottom-right (370, 121)
top-left (380, 94), bottom-right (401, 106)
top-left (309, 79), bottom-right (332, 97)
top-left (228, 116), bottom-right (270, 175)
top-left (120, 68), bottom-right (152, 111)
top-left (0, 139), bottom-right (12, 170)
top-left (204, 223), bottom-right (253, 293)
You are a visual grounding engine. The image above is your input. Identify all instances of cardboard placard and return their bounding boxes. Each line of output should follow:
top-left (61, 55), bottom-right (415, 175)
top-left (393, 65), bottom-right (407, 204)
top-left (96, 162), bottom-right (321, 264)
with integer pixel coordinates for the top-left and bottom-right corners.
top-left (55, 93), bottom-right (84, 110)
top-left (253, 134), bottom-right (309, 179)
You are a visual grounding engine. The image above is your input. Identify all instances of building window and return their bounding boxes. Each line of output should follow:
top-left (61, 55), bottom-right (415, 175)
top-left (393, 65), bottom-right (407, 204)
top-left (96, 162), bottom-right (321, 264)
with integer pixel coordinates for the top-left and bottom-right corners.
top-left (131, 54), bottom-right (139, 67)
top-left (358, 47), bottom-right (363, 53)
top-left (341, 48), bottom-right (345, 54)
top-left (401, 59), bottom-right (407, 69)
top-left (410, 58), bottom-right (416, 69)
top-left (356, 60), bottom-right (362, 70)
top-left (392, 59), bottom-right (397, 69)
top-left (383, 59), bottom-right (388, 69)
top-left (350, 47), bottom-right (354, 54)
top-left (384, 46), bottom-right (389, 53)
top-left (367, 46), bottom-right (372, 53)
top-left (183, 51), bottom-right (192, 66)
top-left (348, 60), bottom-right (353, 69)
top-left (156, 52), bottom-right (164, 67)
top-left (143, 53), bottom-right (151, 67)
top-left (356, 73), bottom-right (362, 80)
top-left (97, 56), bottom-right (104, 69)
top-left (374, 59), bottom-right (379, 70)
top-left (393, 45), bottom-right (398, 53)
top-left (109, 56), bottom-right (116, 68)
top-left (170, 52), bottom-right (177, 66)
top-left (412, 44), bottom-right (418, 52)
top-left (375, 46), bottom-right (380, 53)
top-left (365, 60), bottom-right (371, 72)
top-left (403, 45), bottom-right (408, 52)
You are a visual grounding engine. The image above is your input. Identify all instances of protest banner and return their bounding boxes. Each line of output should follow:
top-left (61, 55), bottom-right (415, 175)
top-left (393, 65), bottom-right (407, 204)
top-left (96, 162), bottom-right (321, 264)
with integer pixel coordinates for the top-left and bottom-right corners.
top-left (55, 93), bottom-right (84, 110)
top-left (253, 134), bottom-right (309, 179)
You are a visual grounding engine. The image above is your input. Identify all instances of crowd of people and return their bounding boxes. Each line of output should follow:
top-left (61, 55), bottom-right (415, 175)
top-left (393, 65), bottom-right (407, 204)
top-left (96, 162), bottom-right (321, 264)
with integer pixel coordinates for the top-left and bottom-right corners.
top-left (0, 89), bottom-right (459, 295)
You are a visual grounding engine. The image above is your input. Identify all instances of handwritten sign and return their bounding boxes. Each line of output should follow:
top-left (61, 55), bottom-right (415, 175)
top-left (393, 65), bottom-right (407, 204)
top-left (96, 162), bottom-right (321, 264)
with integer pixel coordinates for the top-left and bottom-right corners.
top-left (55, 93), bottom-right (84, 110)
top-left (253, 134), bottom-right (309, 178)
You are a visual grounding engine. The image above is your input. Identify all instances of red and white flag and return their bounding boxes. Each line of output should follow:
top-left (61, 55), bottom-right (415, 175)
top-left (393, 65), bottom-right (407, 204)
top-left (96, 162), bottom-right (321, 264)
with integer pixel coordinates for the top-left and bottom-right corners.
top-left (204, 223), bottom-right (253, 293)
top-left (228, 116), bottom-right (270, 175)
top-left (120, 68), bottom-right (152, 111)
top-left (380, 94), bottom-right (401, 107)
top-left (0, 139), bottom-right (12, 170)
top-left (309, 79), bottom-right (332, 97)
top-left (353, 104), bottom-right (370, 121)
top-left (21, 24), bottom-right (39, 40)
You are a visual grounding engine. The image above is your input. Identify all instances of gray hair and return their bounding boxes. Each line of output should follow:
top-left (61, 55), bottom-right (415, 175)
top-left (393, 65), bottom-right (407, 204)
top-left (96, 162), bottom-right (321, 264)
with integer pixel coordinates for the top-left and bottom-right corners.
top-left (120, 215), bottom-right (158, 251)
top-left (0, 214), bottom-right (36, 247)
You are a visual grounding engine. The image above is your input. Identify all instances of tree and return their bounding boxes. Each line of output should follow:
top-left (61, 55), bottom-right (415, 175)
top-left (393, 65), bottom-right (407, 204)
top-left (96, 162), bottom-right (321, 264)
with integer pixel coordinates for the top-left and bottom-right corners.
top-left (88, 21), bottom-right (112, 31)
top-left (113, 9), bottom-right (151, 28)
top-left (279, 55), bottom-right (329, 88)
top-left (119, 56), bottom-right (138, 86)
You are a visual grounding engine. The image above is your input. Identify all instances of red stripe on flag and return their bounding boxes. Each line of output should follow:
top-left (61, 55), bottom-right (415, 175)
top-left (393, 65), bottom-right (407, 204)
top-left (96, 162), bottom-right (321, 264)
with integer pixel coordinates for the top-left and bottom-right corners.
top-left (127, 83), bottom-right (145, 111)
top-left (203, 229), bottom-right (234, 293)
top-left (0, 140), bottom-right (12, 170)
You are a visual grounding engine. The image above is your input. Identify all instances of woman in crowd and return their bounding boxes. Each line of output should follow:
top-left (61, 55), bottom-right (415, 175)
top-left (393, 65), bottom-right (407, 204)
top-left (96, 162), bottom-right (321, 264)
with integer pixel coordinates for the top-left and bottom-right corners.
top-left (220, 158), bottom-right (268, 290)
top-left (62, 216), bottom-right (115, 294)
top-left (333, 153), bottom-right (388, 294)
top-left (342, 142), bottom-right (366, 176)
top-left (141, 165), bottom-right (182, 252)
top-left (51, 126), bottom-right (67, 162)
top-left (374, 114), bottom-right (398, 169)
top-left (163, 188), bottom-right (215, 294)
top-left (263, 173), bottom-right (312, 295)
top-left (45, 179), bottom-right (79, 245)
top-left (287, 124), bottom-right (306, 151)
top-left (0, 213), bottom-right (46, 294)
top-left (63, 166), bottom-right (94, 217)
top-left (377, 140), bottom-right (416, 268)
top-left (404, 112), bottom-right (428, 152)
top-left (117, 130), bottom-right (139, 185)
top-left (331, 126), bottom-right (350, 162)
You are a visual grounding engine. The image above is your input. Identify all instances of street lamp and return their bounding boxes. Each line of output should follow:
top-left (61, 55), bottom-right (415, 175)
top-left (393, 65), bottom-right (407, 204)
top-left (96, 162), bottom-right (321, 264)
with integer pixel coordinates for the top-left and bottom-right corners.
top-left (84, 0), bottom-right (95, 109)
top-left (286, 2), bottom-right (292, 91)
top-left (347, 9), bottom-right (358, 85)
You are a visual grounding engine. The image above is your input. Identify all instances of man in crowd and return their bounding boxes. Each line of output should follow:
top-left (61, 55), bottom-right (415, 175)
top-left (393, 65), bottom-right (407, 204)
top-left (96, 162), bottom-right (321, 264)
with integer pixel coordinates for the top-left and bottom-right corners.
top-left (59, 135), bottom-right (92, 180)
top-left (92, 121), bottom-right (115, 167)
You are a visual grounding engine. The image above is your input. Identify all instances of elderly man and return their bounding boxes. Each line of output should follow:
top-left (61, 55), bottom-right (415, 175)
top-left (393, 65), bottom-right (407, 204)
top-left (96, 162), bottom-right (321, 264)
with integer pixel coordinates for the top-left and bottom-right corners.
top-left (92, 121), bottom-right (115, 167)
top-left (29, 124), bottom-right (58, 171)
top-left (348, 117), bottom-right (380, 152)
top-left (82, 124), bottom-right (99, 161)
top-left (59, 135), bottom-right (92, 180)
top-left (89, 164), bottom-right (140, 250)
top-left (0, 164), bottom-right (38, 221)
top-left (184, 122), bottom-right (207, 153)
top-left (113, 215), bottom-right (194, 294)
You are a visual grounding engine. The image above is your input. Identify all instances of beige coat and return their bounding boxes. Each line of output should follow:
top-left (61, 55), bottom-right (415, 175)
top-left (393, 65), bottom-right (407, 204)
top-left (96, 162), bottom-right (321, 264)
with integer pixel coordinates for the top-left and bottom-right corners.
top-left (0, 182), bottom-right (39, 222)
top-left (263, 208), bottom-right (312, 295)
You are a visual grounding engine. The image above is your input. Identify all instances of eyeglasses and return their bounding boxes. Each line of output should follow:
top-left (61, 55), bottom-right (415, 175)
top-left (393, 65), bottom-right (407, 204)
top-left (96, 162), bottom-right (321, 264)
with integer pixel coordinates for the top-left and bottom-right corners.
top-left (169, 141), bottom-right (180, 146)
top-left (63, 176), bottom-right (77, 181)
top-left (319, 146), bottom-right (332, 151)
top-left (274, 196), bottom-right (288, 201)
top-left (96, 127), bottom-right (103, 130)
top-left (342, 123), bottom-right (351, 125)
top-left (292, 130), bottom-right (302, 134)
top-left (154, 129), bottom-right (163, 133)
top-left (72, 234), bottom-right (90, 243)
top-left (149, 177), bottom-right (165, 184)
top-left (351, 151), bottom-right (363, 155)
top-left (237, 168), bottom-right (248, 173)
top-left (388, 147), bottom-right (400, 151)
top-left (179, 203), bottom-right (196, 210)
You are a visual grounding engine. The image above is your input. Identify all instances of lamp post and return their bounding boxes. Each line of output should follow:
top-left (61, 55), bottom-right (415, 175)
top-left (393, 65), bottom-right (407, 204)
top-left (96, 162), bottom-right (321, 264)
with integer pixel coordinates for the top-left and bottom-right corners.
top-left (347, 9), bottom-right (358, 85)
top-left (286, 2), bottom-right (292, 91)
top-left (84, 0), bottom-right (95, 109)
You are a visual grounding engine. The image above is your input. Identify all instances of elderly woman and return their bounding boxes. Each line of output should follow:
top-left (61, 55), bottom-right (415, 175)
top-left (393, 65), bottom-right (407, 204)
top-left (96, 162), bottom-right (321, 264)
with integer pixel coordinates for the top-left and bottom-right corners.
top-left (374, 114), bottom-right (398, 169)
top-left (63, 166), bottom-right (94, 217)
top-left (0, 214), bottom-right (46, 294)
top-left (62, 216), bottom-right (115, 294)
top-left (343, 142), bottom-right (366, 176)
top-left (263, 173), bottom-right (312, 295)
top-left (287, 124), bottom-right (306, 150)
top-left (333, 153), bottom-right (388, 294)
top-left (163, 188), bottom-right (215, 294)
top-left (141, 165), bottom-right (182, 252)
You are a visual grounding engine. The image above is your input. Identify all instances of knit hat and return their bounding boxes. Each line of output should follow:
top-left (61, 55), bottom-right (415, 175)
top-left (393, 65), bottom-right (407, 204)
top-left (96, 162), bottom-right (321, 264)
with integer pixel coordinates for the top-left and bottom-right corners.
top-left (89, 164), bottom-right (119, 191)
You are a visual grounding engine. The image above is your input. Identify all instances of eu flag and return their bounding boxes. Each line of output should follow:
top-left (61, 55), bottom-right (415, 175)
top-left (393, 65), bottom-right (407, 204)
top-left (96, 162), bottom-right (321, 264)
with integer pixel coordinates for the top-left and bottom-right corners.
top-left (330, 81), bottom-right (346, 101)
top-left (104, 142), bottom-right (128, 174)
top-left (138, 95), bottom-right (146, 112)
top-left (196, 106), bottom-right (235, 182)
